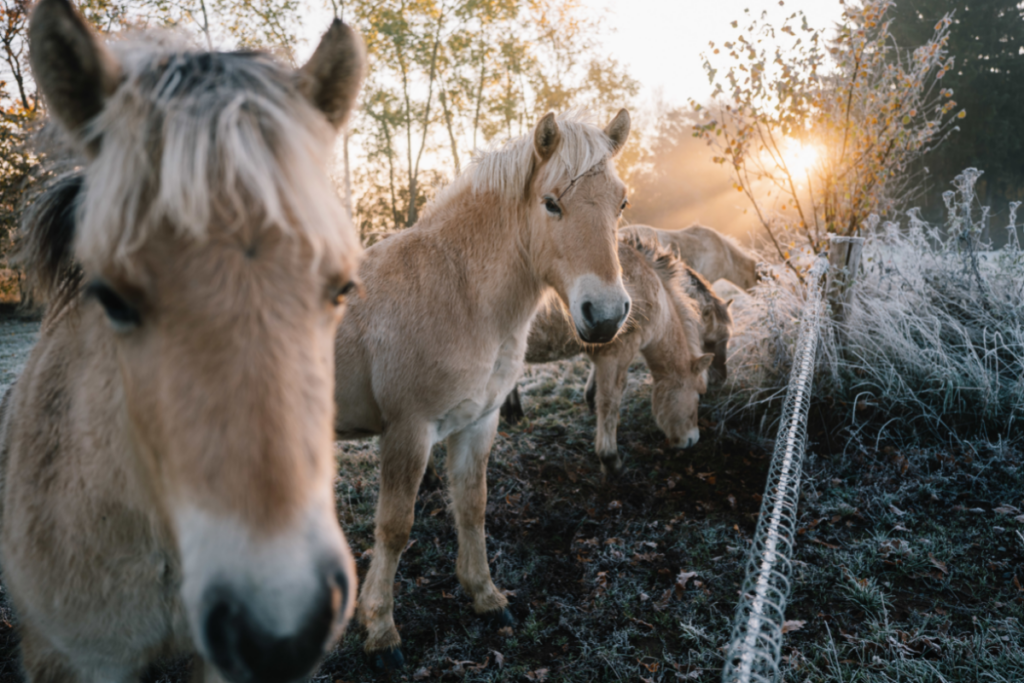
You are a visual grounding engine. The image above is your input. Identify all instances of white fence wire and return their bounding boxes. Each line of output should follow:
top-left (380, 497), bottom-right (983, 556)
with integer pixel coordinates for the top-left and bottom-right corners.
top-left (722, 255), bottom-right (830, 683)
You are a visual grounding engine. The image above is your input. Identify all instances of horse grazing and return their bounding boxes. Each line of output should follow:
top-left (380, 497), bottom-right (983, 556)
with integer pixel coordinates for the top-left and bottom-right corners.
top-left (334, 110), bottom-right (633, 668)
top-left (623, 224), bottom-right (760, 290)
top-left (675, 259), bottom-right (733, 383)
top-left (502, 235), bottom-right (715, 474)
top-left (0, 3), bottom-right (365, 681)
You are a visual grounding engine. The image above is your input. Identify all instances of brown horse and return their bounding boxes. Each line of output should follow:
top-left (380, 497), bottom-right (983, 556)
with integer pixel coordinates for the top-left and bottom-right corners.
top-left (0, 3), bottom-right (365, 681)
top-left (503, 235), bottom-right (717, 474)
top-left (624, 224), bottom-right (760, 290)
top-left (333, 110), bottom-right (633, 668)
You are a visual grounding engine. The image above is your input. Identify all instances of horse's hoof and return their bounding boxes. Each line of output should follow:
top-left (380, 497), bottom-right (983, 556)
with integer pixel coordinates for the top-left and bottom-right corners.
top-left (367, 646), bottom-right (405, 673)
top-left (483, 607), bottom-right (516, 630)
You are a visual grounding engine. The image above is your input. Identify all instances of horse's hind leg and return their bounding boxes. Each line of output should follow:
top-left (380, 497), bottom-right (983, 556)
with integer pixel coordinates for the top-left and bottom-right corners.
top-left (358, 421), bottom-right (432, 670)
top-left (590, 351), bottom-right (631, 477)
top-left (446, 411), bottom-right (511, 628)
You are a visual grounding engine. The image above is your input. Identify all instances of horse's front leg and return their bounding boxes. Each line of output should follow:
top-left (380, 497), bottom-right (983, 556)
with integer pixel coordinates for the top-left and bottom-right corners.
top-left (589, 350), bottom-right (632, 477)
top-left (446, 410), bottom-right (512, 628)
top-left (358, 421), bottom-right (432, 671)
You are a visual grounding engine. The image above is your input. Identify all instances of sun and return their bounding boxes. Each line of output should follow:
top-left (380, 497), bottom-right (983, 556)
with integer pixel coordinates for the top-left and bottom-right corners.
top-left (783, 141), bottom-right (820, 177)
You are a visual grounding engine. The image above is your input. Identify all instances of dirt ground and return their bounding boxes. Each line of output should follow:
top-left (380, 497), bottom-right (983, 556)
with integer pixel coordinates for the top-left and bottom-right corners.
top-left (0, 318), bottom-right (1020, 682)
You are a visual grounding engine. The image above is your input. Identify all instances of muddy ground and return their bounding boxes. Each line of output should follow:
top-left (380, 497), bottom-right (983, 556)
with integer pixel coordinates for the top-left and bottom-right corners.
top-left (0, 317), bottom-right (1020, 682)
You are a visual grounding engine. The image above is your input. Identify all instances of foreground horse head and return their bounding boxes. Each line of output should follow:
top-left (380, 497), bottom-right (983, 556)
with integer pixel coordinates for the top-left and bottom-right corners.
top-left (9, 1), bottom-right (365, 680)
top-left (527, 111), bottom-right (632, 343)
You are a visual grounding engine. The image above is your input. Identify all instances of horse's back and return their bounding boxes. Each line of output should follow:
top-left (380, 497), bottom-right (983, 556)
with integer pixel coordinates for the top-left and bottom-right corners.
top-left (625, 224), bottom-right (757, 290)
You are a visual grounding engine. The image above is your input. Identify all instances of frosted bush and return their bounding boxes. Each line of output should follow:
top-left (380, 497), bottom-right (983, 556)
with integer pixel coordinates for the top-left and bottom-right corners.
top-left (713, 169), bottom-right (1024, 444)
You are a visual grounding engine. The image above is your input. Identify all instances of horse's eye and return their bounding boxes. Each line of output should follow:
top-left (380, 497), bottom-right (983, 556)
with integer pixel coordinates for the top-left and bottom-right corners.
top-left (543, 197), bottom-right (562, 217)
top-left (86, 281), bottom-right (140, 332)
top-left (331, 280), bottom-right (357, 306)
top-left (620, 198), bottom-right (630, 213)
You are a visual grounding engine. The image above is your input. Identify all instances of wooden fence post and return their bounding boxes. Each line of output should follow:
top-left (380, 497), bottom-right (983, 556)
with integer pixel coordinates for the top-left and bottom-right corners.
top-left (826, 235), bottom-right (864, 326)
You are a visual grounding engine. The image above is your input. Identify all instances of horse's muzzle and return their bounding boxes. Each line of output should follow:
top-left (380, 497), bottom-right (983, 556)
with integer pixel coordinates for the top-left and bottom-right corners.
top-left (202, 566), bottom-right (350, 683)
top-left (577, 298), bottom-right (630, 344)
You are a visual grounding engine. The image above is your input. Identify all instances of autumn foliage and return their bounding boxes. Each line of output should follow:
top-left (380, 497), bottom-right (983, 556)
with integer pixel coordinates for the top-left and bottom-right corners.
top-left (691, 0), bottom-right (965, 260)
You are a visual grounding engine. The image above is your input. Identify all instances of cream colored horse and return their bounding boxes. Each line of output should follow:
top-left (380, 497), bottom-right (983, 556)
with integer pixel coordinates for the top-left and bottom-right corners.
top-left (503, 236), bottom-right (717, 474)
top-left (624, 224), bottom-right (760, 290)
top-left (0, 3), bottom-right (365, 681)
top-left (334, 110), bottom-right (633, 669)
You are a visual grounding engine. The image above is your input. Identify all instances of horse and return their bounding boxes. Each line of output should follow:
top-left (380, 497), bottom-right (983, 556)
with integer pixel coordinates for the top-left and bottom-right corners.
top-left (623, 224), bottom-right (760, 290)
top-left (333, 110), bottom-right (633, 669)
top-left (0, 3), bottom-right (365, 681)
top-left (501, 235), bottom-right (717, 475)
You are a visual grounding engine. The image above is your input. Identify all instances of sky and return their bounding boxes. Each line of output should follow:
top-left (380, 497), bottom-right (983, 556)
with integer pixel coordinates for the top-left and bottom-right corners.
top-left (302, 0), bottom-right (846, 110)
top-left (597, 0), bottom-right (846, 107)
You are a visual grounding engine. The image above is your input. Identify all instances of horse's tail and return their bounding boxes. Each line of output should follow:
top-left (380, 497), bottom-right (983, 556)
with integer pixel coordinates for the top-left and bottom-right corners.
top-left (14, 172), bottom-right (85, 313)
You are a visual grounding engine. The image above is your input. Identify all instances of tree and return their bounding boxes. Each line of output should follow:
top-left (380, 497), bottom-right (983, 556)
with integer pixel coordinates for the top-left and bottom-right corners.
top-left (348, 0), bottom-right (639, 238)
top-left (888, 0), bottom-right (1024, 207)
top-left (691, 0), bottom-right (964, 266)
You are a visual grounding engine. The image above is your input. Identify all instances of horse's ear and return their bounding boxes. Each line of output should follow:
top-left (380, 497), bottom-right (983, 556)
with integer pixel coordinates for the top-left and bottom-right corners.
top-left (534, 112), bottom-right (561, 161)
top-left (604, 108), bottom-right (631, 156)
top-left (296, 19), bottom-right (367, 130)
top-left (29, 0), bottom-right (122, 147)
top-left (693, 353), bottom-right (714, 374)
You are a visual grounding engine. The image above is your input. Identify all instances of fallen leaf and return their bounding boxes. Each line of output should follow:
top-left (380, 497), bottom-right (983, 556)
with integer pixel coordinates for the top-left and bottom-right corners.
top-left (928, 553), bottom-right (948, 574)
top-left (1014, 576), bottom-right (1023, 592)
top-left (497, 625), bottom-right (513, 637)
top-left (491, 650), bottom-right (504, 668)
top-left (412, 667), bottom-right (432, 680)
top-left (1015, 514), bottom-right (1024, 524)
top-left (608, 500), bottom-right (622, 511)
top-left (994, 505), bottom-right (1021, 515)
top-left (781, 620), bottom-right (806, 634)
top-left (695, 471), bottom-right (715, 481)
top-left (430, 507), bottom-right (444, 516)
top-left (526, 668), bottom-right (550, 681)
top-left (811, 538), bottom-right (839, 549)
top-left (676, 571), bottom-right (698, 591)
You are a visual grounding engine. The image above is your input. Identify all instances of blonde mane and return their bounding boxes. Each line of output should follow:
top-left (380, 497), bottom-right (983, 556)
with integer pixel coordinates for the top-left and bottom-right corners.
top-left (75, 42), bottom-right (356, 268)
top-left (621, 232), bottom-right (705, 362)
top-left (427, 111), bottom-right (614, 213)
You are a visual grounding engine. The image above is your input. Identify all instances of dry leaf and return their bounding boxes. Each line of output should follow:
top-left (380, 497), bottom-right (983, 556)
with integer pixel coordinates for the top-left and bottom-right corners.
top-left (497, 626), bottom-right (513, 637)
top-left (994, 505), bottom-right (1021, 515)
top-left (412, 667), bottom-right (432, 680)
top-left (889, 504), bottom-right (906, 517)
top-left (608, 500), bottom-right (622, 510)
top-left (676, 571), bottom-right (698, 591)
top-left (811, 538), bottom-right (839, 549)
top-left (526, 668), bottom-right (550, 682)
top-left (491, 650), bottom-right (504, 668)
top-left (781, 620), bottom-right (806, 634)
top-left (928, 553), bottom-right (948, 574)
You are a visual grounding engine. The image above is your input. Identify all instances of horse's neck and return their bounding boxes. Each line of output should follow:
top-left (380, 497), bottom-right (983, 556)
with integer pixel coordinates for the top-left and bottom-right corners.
top-left (641, 289), bottom-right (689, 379)
top-left (426, 189), bottom-right (546, 337)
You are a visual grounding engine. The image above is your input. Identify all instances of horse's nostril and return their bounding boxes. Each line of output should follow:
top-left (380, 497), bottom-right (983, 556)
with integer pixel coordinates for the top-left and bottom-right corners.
top-left (582, 301), bottom-right (595, 325)
top-left (622, 300), bottom-right (630, 319)
top-left (203, 583), bottom-right (337, 683)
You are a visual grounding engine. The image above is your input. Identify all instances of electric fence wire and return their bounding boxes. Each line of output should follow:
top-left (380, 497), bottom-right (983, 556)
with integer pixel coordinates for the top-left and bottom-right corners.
top-left (722, 255), bottom-right (830, 683)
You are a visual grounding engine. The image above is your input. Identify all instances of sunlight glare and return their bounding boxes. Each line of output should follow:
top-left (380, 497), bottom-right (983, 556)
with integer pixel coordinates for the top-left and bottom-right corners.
top-left (784, 141), bottom-right (820, 178)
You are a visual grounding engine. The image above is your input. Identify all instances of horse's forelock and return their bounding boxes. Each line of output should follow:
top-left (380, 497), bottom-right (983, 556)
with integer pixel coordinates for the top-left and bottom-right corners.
top-left (75, 45), bottom-right (355, 270)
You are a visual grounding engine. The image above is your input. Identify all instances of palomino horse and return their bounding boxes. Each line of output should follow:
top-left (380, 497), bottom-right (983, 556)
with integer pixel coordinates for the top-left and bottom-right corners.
top-left (334, 111), bottom-right (633, 668)
top-left (624, 224), bottom-right (760, 290)
top-left (502, 235), bottom-right (717, 474)
top-left (0, 3), bottom-right (365, 681)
